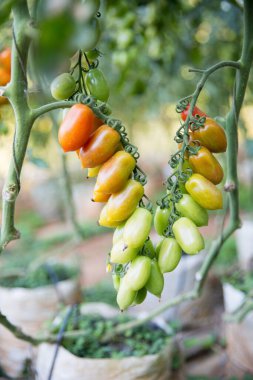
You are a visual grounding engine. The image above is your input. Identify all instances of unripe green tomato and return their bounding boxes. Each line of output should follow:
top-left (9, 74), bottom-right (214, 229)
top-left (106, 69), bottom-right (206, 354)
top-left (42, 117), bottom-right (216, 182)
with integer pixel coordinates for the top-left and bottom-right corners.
top-left (112, 223), bottom-right (125, 245)
top-left (158, 238), bottom-right (182, 273)
top-left (154, 206), bottom-right (170, 236)
top-left (123, 208), bottom-right (152, 249)
top-left (50, 73), bottom-right (76, 100)
top-left (110, 240), bottom-right (138, 264)
top-left (155, 238), bottom-right (164, 256)
top-left (125, 256), bottom-right (151, 291)
top-left (112, 274), bottom-right (120, 291)
top-left (85, 68), bottom-right (109, 102)
top-left (172, 217), bottom-right (205, 255)
top-left (77, 18), bottom-right (101, 52)
top-left (117, 277), bottom-right (136, 311)
top-left (146, 260), bottom-right (164, 298)
top-left (82, 0), bottom-right (100, 20)
top-left (144, 239), bottom-right (156, 259)
top-left (132, 287), bottom-right (147, 306)
top-left (175, 194), bottom-right (208, 227)
top-left (84, 49), bottom-right (100, 62)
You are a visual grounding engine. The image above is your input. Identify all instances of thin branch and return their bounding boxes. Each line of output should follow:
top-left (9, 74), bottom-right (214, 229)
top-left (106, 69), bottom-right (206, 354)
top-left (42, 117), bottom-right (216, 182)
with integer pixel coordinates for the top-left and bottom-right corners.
top-left (31, 100), bottom-right (76, 120)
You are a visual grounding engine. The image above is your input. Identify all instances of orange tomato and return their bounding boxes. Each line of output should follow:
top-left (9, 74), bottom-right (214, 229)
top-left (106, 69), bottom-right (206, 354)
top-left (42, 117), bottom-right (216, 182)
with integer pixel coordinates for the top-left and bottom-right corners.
top-left (79, 125), bottom-right (121, 168)
top-left (92, 190), bottom-right (110, 202)
top-left (58, 104), bottom-right (95, 152)
top-left (181, 104), bottom-right (207, 121)
top-left (190, 117), bottom-right (227, 153)
top-left (185, 173), bottom-right (223, 210)
top-left (0, 67), bottom-right (11, 86)
top-left (94, 151), bottom-right (136, 194)
top-left (188, 146), bottom-right (224, 185)
top-left (0, 48), bottom-right (11, 72)
top-left (106, 179), bottom-right (144, 222)
top-left (93, 115), bottom-right (104, 130)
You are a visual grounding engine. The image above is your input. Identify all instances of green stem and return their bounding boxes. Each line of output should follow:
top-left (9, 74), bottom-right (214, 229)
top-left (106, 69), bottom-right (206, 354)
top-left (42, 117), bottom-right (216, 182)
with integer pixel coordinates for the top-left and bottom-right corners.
top-left (0, 1), bottom-right (33, 252)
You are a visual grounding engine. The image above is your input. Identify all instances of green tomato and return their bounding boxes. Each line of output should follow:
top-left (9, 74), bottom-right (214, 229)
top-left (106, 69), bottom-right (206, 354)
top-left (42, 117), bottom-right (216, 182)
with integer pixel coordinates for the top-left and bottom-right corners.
top-left (172, 217), bottom-right (205, 255)
top-left (84, 49), bottom-right (100, 62)
top-left (85, 68), bottom-right (109, 102)
top-left (112, 274), bottom-right (120, 291)
top-left (146, 260), bottom-right (164, 298)
top-left (154, 206), bottom-right (170, 236)
top-left (158, 237), bottom-right (182, 273)
top-left (50, 73), bottom-right (76, 100)
top-left (123, 208), bottom-right (152, 249)
top-left (143, 238), bottom-right (156, 259)
top-left (75, 18), bottom-right (101, 52)
top-left (117, 277), bottom-right (136, 311)
top-left (132, 287), bottom-right (147, 306)
top-left (155, 238), bottom-right (164, 256)
top-left (125, 256), bottom-right (151, 291)
top-left (110, 240), bottom-right (138, 264)
top-left (175, 194), bottom-right (208, 227)
top-left (112, 223), bottom-right (125, 245)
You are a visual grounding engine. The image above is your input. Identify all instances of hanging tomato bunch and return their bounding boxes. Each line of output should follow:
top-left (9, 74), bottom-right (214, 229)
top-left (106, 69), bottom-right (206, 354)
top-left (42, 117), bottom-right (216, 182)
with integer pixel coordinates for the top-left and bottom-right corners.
top-left (154, 101), bottom-right (226, 273)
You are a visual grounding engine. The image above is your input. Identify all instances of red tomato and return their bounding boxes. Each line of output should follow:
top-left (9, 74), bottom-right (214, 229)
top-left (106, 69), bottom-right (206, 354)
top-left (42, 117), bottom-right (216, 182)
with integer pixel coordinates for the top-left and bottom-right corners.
top-left (181, 104), bottom-right (207, 121)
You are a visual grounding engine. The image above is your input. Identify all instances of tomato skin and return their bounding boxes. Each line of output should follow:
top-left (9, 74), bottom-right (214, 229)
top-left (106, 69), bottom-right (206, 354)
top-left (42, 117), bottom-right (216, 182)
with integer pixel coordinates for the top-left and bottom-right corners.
top-left (175, 194), bottom-right (208, 227)
top-left (158, 238), bottom-right (182, 273)
top-left (112, 223), bottom-right (125, 245)
top-left (181, 104), bottom-right (207, 121)
top-left (106, 179), bottom-right (144, 222)
top-left (154, 206), bottom-right (170, 236)
top-left (125, 256), bottom-right (152, 291)
top-left (110, 240), bottom-right (138, 264)
top-left (146, 260), bottom-right (164, 298)
top-left (132, 287), bottom-right (147, 305)
top-left (155, 238), bottom-right (164, 256)
top-left (94, 151), bottom-right (136, 194)
top-left (85, 68), bottom-right (110, 102)
top-left (79, 125), bottom-right (120, 168)
top-left (98, 204), bottom-right (121, 228)
top-left (87, 165), bottom-right (101, 178)
top-left (92, 190), bottom-right (110, 202)
top-left (0, 67), bottom-right (10, 86)
top-left (58, 104), bottom-right (95, 152)
top-left (50, 73), bottom-right (76, 100)
top-left (172, 217), bottom-right (204, 255)
top-left (188, 147), bottom-right (224, 185)
top-left (112, 274), bottom-right (120, 291)
top-left (191, 117), bottom-right (227, 153)
top-left (93, 116), bottom-right (104, 130)
top-left (185, 173), bottom-right (223, 210)
top-left (117, 277), bottom-right (136, 311)
top-left (123, 208), bottom-right (152, 248)
top-left (0, 48), bottom-right (11, 72)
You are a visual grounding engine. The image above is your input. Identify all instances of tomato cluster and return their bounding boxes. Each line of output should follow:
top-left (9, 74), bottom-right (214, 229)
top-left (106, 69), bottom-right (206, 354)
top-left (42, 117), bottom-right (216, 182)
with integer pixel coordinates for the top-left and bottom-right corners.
top-left (0, 47), bottom-right (11, 105)
top-left (154, 104), bottom-right (227, 272)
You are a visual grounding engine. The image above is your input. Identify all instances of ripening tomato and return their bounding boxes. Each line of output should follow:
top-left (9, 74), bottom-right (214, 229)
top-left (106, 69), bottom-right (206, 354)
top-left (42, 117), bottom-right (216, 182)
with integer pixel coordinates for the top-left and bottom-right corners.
top-left (146, 260), bottom-right (164, 298)
top-left (93, 116), bottom-right (104, 130)
top-left (106, 179), bottom-right (144, 222)
top-left (158, 237), bottom-right (182, 273)
top-left (185, 173), bottom-right (223, 210)
top-left (132, 287), bottom-right (147, 306)
top-left (110, 240), bottom-right (138, 264)
top-left (112, 223), bottom-right (125, 245)
top-left (117, 277), bottom-right (136, 311)
top-left (181, 104), bottom-right (207, 122)
top-left (125, 256), bottom-right (151, 291)
top-left (0, 48), bottom-right (11, 72)
top-left (190, 117), bottom-right (227, 153)
top-left (98, 204), bottom-right (121, 228)
top-left (87, 165), bottom-right (101, 178)
top-left (123, 208), bottom-right (152, 248)
top-left (58, 104), bottom-right (95, 152)
top-left (175, 194), bottom-right (208, 227)
top-left (172, 217), bottom-right (204, 255)
top-left (50, 73), bottom-right (76, 100)
top-left (79, 125), bottom-right (121, 168)
top-left (94, 151), bottom-right (136, 194)
top-left (92, 190), bottom-right (110, 202)
top-left (154, 206), bottom-right (170, 236)
top-left (188, 147), bottom-right (224, 184)
top-left (85, 68), bottom-right (110, 102)
top-left (112, 274), bottom-right (120, 291)
top-left (0, 67), bottom-right (11, 86)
